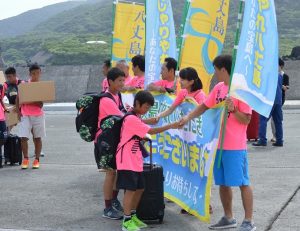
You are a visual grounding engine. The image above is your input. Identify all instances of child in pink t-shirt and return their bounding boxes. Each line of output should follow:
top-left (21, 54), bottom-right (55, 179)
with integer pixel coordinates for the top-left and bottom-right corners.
top-left (157, 67), bottom-right (206, 120)
top-left (179, 55), bottom-right (255, 231)
top-left (95, 67), bottom-right (126, 220)
top-left (16, 64), bottom-right (45, 170)
top-left (116, 90), bottom-right (179, 231)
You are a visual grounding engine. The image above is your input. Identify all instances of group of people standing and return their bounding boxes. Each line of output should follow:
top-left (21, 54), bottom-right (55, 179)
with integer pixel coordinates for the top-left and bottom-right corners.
top-left (96, 54), bottom-right (259, 231)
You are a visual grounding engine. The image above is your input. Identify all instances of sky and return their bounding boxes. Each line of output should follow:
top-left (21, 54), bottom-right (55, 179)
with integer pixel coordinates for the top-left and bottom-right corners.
top-left (0, 0), bottom-right (70, 20)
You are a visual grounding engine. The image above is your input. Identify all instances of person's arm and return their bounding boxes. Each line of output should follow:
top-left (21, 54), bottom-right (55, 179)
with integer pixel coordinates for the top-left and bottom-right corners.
top-left (179, 103), bottom-right (209, 126)
top-left (148, 121), bottom-right (179, 134)
top-left (157, 105), bottom-right (177, 119)
top-left (147, 83), bottom-right (166, 93)
top-left (225, 97), bottom-right (251, 125)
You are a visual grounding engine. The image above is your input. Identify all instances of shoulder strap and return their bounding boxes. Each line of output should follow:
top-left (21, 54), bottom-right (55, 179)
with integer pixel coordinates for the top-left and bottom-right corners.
top-left (99, 92), bottom-right (117, 104)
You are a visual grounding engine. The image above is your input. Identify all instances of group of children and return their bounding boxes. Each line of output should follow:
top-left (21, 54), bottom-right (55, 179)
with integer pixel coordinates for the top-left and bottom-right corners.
top-left (0, 64), bottom-right (45, 170)
top-left (96, 54), bottom-right (256, 231)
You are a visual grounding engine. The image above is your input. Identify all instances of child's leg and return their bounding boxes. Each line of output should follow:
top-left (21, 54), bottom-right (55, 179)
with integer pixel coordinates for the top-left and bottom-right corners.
top-left (131, 189), bottom-right (144, 210)
top-left (123, 190), bottom-right (135, 216)
top-left (103, 170), bottom-right (116, 208)
top-left (33, 138), bottom-right (42, 160)
top-left (21, 138), bottom-right (29, 159)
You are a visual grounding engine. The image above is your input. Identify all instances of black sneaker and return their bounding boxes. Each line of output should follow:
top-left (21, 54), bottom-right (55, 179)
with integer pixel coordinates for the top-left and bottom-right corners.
top-left (102, 206), bottom-right (123, 220)
top-left (239, 220), bottom-right (256, 231)
top-left (209, 216), bottom-right (237, 230)
top-left (252, 142), bottom-right (267, 147)
top-left (272, 142), bottom-right (283, 147)
top-left (112, 198), bottom-right (123, 212)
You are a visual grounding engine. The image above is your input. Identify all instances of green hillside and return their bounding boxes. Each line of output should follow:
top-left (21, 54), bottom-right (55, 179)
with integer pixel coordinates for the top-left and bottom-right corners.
top-left (0, 0), bottom-right (299, 66)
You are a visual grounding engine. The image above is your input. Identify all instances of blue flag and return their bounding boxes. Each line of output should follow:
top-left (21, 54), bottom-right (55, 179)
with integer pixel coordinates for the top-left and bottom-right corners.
top-left (230, 0), bottom-right (278, 117)
top-left (144, 0), bottom-right (177, 87)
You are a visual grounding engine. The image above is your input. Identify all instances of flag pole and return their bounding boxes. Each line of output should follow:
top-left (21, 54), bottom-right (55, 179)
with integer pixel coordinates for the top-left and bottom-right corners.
top-left (218, 0), bottom-right (245, 168)
top-left (110, 1), bottom-right (118, 61)
top-left (174, 0), bottom-right (190, 90)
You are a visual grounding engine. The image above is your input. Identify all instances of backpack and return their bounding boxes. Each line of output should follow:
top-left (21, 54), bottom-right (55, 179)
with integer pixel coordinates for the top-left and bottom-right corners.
top-left (4, 80), bottom-right (23, 105)
top-left (95, 111), bottom-right (149, 170)
top-left (95, 111), bottom-right (135, 170)
top-left (75, 92), bottom-right (125, 142)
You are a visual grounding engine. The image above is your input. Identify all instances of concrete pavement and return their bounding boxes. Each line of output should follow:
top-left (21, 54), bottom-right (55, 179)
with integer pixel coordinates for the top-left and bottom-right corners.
top-left (0, 108), bottom-right (299, 231)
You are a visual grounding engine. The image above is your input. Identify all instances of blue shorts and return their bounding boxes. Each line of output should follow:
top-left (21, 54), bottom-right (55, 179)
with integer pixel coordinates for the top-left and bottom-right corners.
top-left (214, 149), bottom-right (250, 187)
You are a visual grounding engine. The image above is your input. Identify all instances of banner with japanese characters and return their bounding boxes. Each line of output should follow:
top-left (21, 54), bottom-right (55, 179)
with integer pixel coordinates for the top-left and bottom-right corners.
top-left (121, 92), bottom-right (224, 222)
top-left (111, 2), bottom-right (145, 71)
top-left (230, 0), bottom-right (278, 118)
top-left (179, 0), bottom-right (230, 94)
top-left (144, 0), bottom-right (177, 87)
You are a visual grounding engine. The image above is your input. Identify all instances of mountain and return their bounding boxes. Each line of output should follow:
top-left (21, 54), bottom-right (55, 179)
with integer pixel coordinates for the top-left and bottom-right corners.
top-left (0, 1), bottom-right (85, 38)
top-left (0, 0), bottom-right (299, 66)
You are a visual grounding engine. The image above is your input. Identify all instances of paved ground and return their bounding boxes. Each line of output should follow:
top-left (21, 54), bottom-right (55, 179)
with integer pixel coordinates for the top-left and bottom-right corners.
top-left (0, 108), bottom-right (299, 231)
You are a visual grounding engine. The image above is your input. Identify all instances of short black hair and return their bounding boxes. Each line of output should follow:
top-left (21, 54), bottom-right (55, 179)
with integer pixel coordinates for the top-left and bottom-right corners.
top-left (179, 67), bottom-right (203, 92)
top-left (29, 64), bottom-right (41, 73)
top-left (103, 59), bottom-right (111, 68)
top-left (131, 55), bottom-right (145, 72)
top-left (165, 57), bottom-right (177, 74)
top-left (107, 67), bottom-right (125, 83)
top-left (213, 55), bottom-right (232, 75)
top-left (5, 67), bottom-right (16, 75)
top-left (134, 90), bottom-right (154, 107)
top-left (279, 58), bottom-right (285, 67)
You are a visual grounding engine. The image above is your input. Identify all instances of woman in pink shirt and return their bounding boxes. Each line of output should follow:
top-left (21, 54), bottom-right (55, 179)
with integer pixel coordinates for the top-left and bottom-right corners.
top-left (156, 67), bottom-right (206, 120)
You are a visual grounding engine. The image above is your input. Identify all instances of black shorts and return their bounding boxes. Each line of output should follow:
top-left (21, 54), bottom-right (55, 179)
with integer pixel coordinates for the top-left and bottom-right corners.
top-left (117, 170), bottom-right (145, 191)
top-left (0, 121), bottom-right (7, 140)
top-left (94, 144), bottom-right (116, 170)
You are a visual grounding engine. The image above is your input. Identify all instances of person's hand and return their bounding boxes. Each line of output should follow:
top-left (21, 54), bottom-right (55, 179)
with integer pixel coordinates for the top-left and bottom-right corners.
top-left (282, 85), bottom-right (288, 91)
top-left (170, 121), bottom-right (181, 129)
top-left (159, 87), bottom-right (167, 93)
top-left (178, 116), bottom-right (189, 128)
top-left (125, 103), bottom-right (132, 111)
top-left (225, 97), bottom-right (235, 112)
top-left (146, 117), bottom-right (159, 125)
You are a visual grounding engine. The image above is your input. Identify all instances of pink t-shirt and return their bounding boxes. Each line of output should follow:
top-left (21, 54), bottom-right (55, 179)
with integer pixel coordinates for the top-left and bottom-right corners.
top-left (173, 89), bottom-right (206, 106)
top-left (102, 78), bottom-right (109, 92)
top-left (116, 115), bottom-right (150, 172)
top-left (127, 76), bottom-right (144, 89)
top-left (125, 76), bottom-right (133, 85)
top-left (153, 79), bottom-right (175, 89)
top-left (95, 92), bottom-right (123, 141)
top-left (20, 80), bottom-right (44, 117)
top-left (0, 87), bottom-right (5, 121)
top-left (204, 82), bottom-right (252, 150)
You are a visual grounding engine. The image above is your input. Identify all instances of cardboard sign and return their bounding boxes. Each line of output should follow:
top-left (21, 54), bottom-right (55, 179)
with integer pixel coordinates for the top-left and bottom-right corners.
top-left (18, 81), bottom-right (55, 104)
top-left (5, 105), bottom-right (20, 126)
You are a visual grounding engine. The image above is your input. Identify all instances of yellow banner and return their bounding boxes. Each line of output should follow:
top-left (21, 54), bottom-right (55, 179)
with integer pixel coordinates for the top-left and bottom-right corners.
top-left (179, 0), bottom-right (230, 94)
top-left (111, 2), bottom-right (145, 72)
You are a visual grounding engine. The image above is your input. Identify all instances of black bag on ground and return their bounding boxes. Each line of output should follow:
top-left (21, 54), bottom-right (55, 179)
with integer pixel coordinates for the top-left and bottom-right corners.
top-left (4, 134), bottom-right (22, 165)
top-left (75, 92), bottom-right (125, 142)
top-left (137, 140), bottom-right (165, 223)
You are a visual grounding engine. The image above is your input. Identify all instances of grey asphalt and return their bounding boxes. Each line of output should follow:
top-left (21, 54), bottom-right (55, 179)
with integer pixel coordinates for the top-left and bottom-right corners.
top-left (0, 108), bottom-right (300, 231)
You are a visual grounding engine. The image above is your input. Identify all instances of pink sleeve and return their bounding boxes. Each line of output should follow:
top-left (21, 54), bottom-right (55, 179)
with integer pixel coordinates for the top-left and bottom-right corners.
top-left (237, 100), bottom-right (252, 114)
top-left (125, 115), bottom-right (150, 139)
top-left (172, 90), bottom-right (186, 107)
top-left (153, 80), bottom-right (164, 87)
top-left (204, 87), bottom-right (217, 108)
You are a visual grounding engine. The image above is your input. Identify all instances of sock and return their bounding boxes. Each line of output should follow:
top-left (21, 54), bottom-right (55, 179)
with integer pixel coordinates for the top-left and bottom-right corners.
top-left (131, 210), bottom-right (136, 216)
top-left (105, 199), bottom-right (112, 208)
top-left (123, 215), bottom-right (131, 222)
top-left (112, 190), bottom-right (119, 200)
